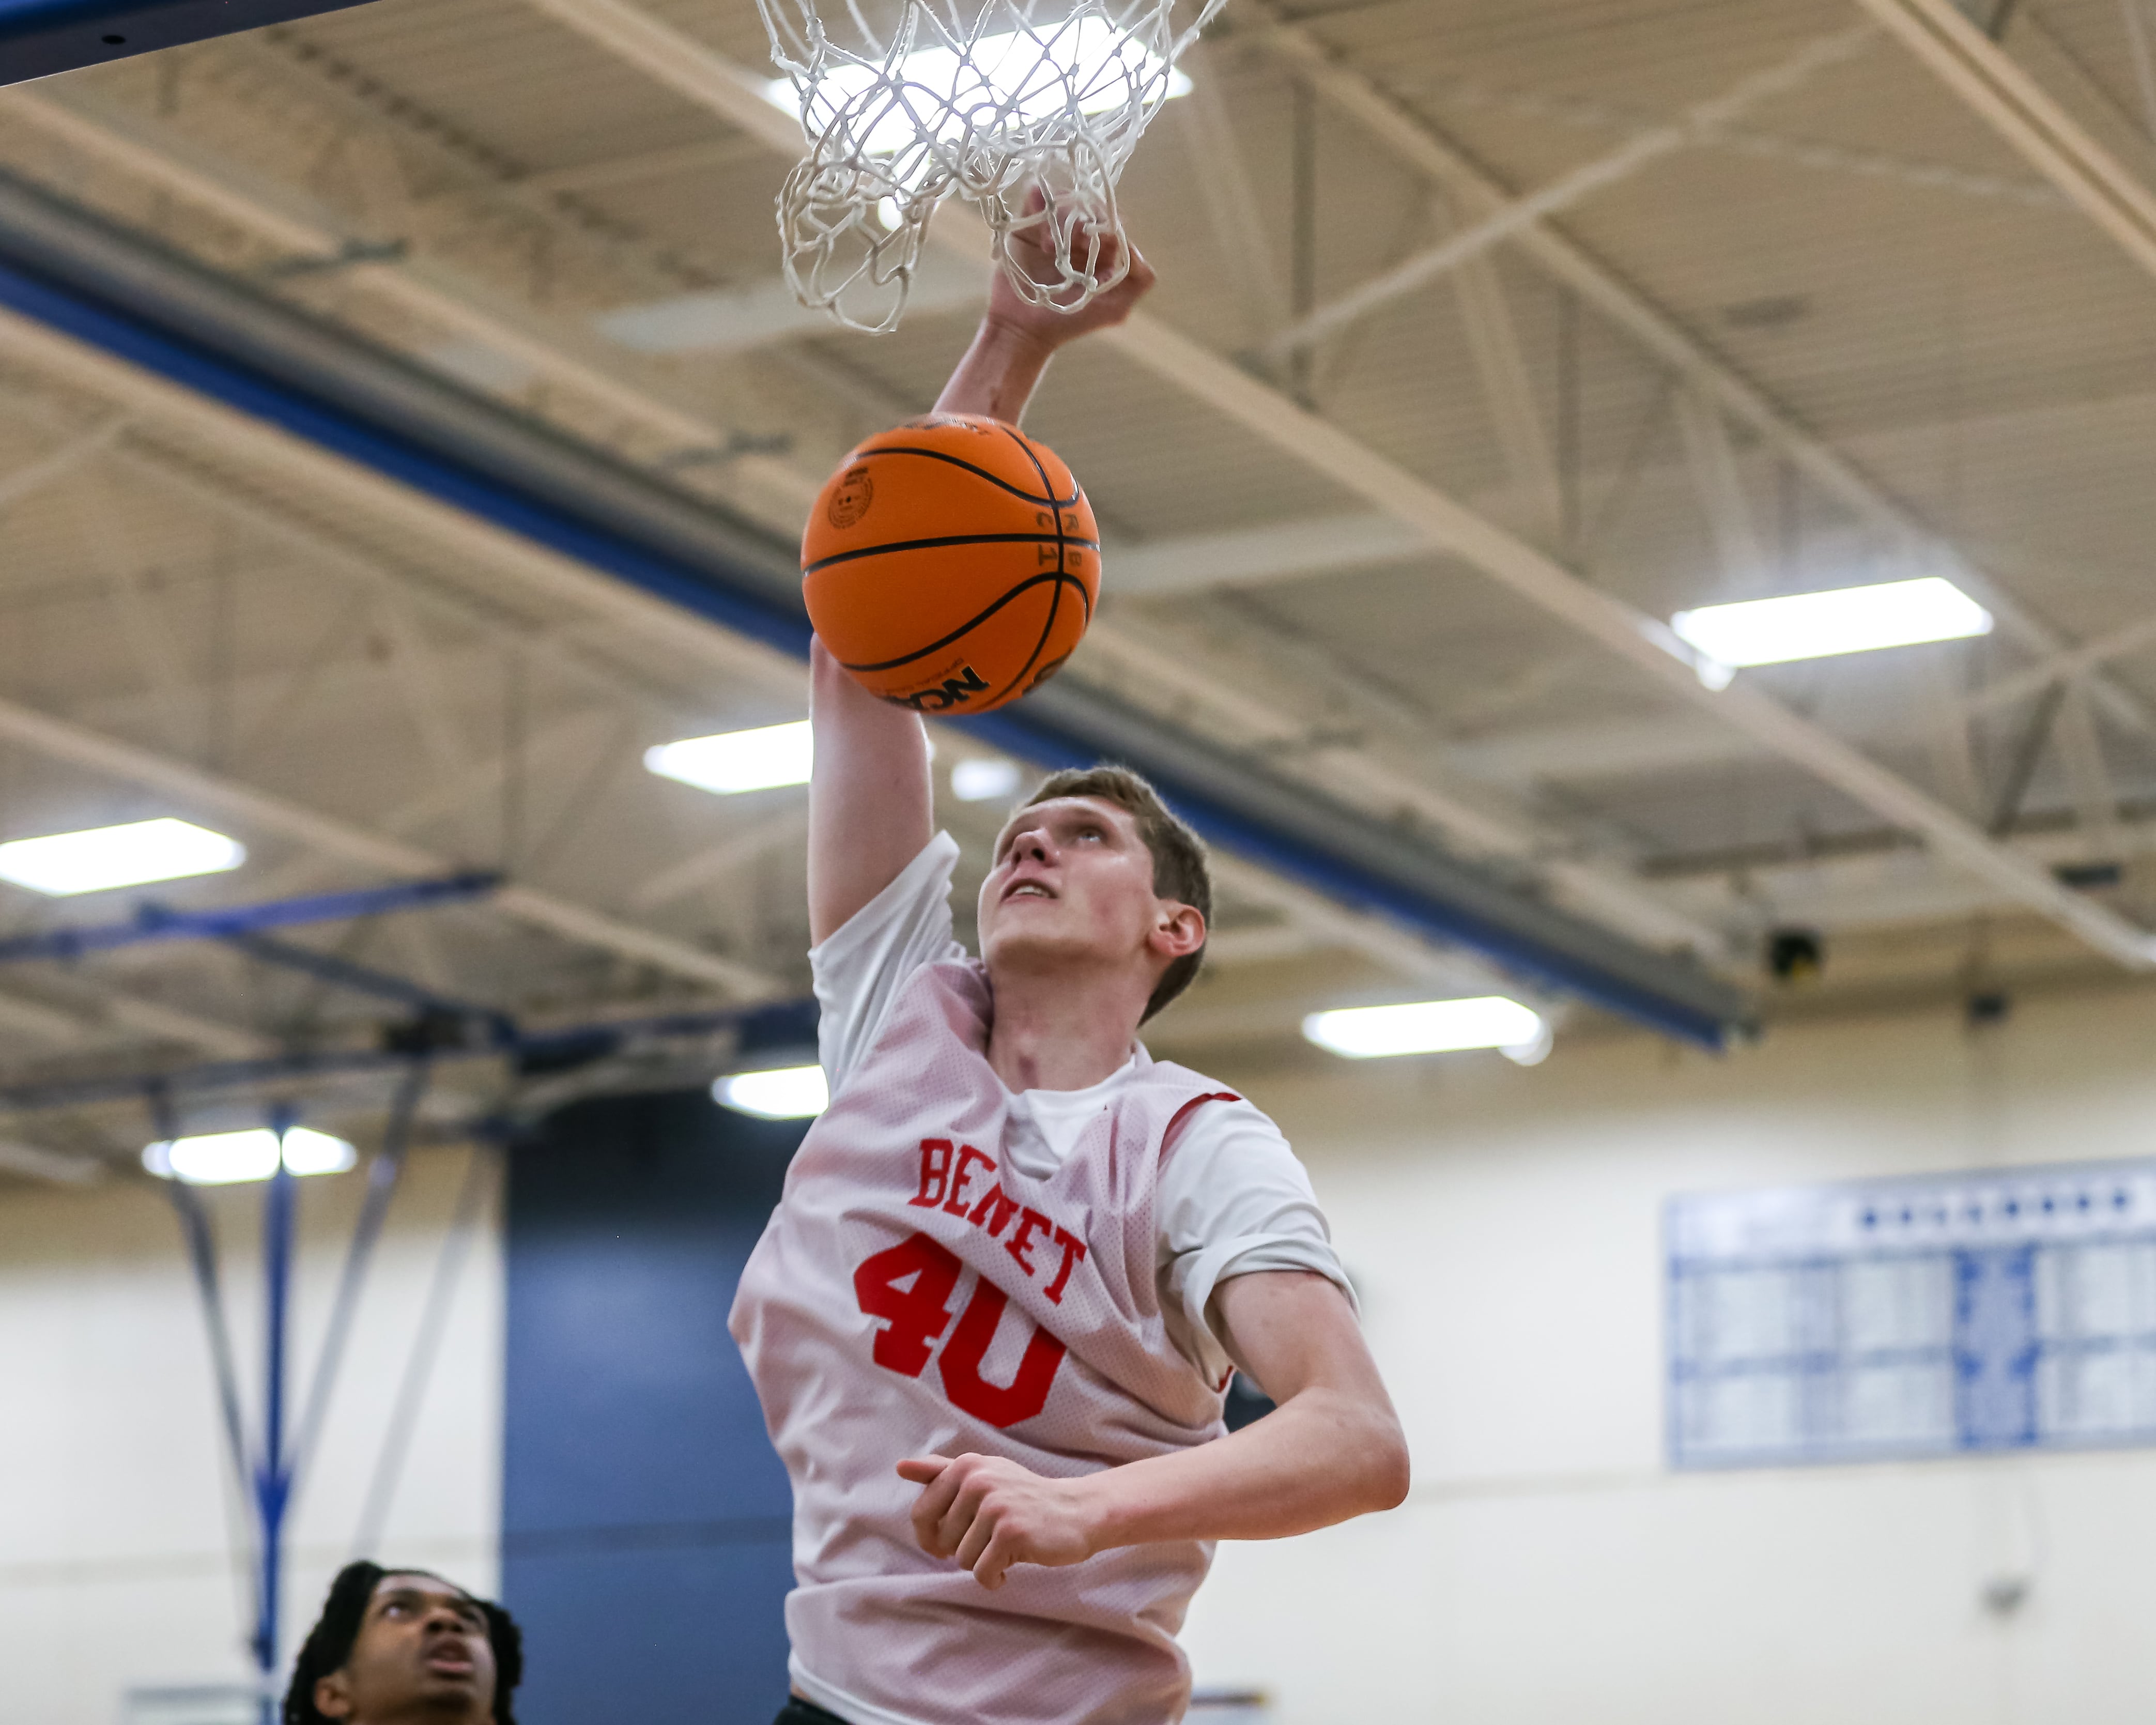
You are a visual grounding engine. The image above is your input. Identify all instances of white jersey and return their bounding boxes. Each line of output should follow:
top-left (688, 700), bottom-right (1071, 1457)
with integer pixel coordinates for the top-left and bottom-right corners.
top-left (730, 955), bottom-right (1259, 1725)
top-left (812, 833), bottom-right (1347, 1385)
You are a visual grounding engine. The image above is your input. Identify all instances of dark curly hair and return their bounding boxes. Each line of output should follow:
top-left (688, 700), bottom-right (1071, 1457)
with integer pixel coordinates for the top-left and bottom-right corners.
top-left (283, 1561), bottom-right (522, 1725)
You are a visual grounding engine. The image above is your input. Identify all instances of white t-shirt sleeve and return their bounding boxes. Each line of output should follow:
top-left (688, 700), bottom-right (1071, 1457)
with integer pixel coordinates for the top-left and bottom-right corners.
top-left (810, 831), bottom-right (967, 1097)
top-left (1155, 1099), bottom-right (1355, 1385)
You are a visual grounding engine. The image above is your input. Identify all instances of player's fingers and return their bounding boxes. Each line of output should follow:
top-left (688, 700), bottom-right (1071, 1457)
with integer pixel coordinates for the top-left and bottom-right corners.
top-left (952, 1506), bottom-right (998, 1574)
top-left (896, 1456), bottom-right (950, 1485)
top-left (908, 1461), bottom-right (969, 1553)
top-left (972, 1528), bottom-right (1018, 1591)
top-left (934, 1471), bottom-right (992, 1555)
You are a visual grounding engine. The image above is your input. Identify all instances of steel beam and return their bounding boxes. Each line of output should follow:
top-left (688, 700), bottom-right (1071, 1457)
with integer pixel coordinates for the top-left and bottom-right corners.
top-left (4, 53), bottom-right (1719, 959)
top-left (0, 688), bottom-right (773, 995)
top-left (1855, 0), bottom-right (2156, 276)
top-left (1262, 25), bottom-right (1877, 364)
top-left (0, 0), bottom-right (368, 86)
top-left (0, 872), bottom-right (499, 963)
top-left (1237, 2), bottom-right (2155, 739)
top-left (0, 164), bottom-right (1751, 1042)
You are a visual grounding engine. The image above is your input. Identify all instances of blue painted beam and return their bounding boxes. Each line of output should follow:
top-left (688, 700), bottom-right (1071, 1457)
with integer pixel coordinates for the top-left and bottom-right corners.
top-left (0, 999), bottom-right (815, 1113)
top-left (0, 168), bottom-right (1752, 1046)
top-left (0, 0), bottom-right (374, 86)
top-left (0, 870), bottom-right (501, 964)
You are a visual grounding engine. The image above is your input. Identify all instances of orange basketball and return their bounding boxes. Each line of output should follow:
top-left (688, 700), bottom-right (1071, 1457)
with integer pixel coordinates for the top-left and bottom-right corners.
top-left (801, 413), bottom-right (1100, 715)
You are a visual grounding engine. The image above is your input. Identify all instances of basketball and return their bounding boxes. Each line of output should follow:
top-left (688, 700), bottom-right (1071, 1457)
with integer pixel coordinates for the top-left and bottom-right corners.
top-left (801, 412), bottom-right (1101, 715)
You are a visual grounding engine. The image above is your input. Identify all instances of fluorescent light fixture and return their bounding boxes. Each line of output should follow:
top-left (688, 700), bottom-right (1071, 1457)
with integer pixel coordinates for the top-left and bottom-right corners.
top-left (951, 758), bottom-right (1022, 803)
top-left (142, 1127), bottom-right (358, 1185)
top-left (646, 721), bottom-right (813, 795)
top-left (279, 1128), bottom-right (360, 1177)
top-left (0, 818), bottom-right (245, 896)
top-left (714, 1065), bottom-right (829, 1120)
top-left (762, 18), bottom-right (1192, 162)
top-left (1302, 997), bottom-right (1545, 1060)
top-left (1670, 577), bottom-right (1992, 669)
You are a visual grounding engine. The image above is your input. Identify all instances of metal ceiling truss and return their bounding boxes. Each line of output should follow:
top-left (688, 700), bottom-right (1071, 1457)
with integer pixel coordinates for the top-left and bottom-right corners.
top-left (1259, 22), bottom-right (1882, 365)
top-left (1856, 0), bottom-right (2156, 278)
top-left (1230, 0), bottom-right (2156, 745)
top-left (0, 72), bottom-right (1704, 978)
top-left (0, 164), bottom-right (1751, 1043)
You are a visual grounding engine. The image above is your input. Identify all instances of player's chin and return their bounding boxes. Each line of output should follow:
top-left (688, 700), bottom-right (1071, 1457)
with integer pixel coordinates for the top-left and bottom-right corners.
top-left (982, 922), bottom-right (1092, 969)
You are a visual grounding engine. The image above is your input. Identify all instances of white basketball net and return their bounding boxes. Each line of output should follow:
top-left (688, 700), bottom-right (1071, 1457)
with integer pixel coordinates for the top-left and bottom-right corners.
top-left (757, 0), bottom-right (1225, 332)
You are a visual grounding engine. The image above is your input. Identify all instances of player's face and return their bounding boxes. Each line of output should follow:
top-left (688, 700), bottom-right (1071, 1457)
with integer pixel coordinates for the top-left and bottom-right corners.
top-left (979, 797), bottom-right (1182, 984)
top-left (313, 1574), bottom-right (497, 1723)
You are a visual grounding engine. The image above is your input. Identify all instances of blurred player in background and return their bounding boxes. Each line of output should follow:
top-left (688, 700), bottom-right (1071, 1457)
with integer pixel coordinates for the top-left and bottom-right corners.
top-left (284, 1562), bottom-right (521, 1725)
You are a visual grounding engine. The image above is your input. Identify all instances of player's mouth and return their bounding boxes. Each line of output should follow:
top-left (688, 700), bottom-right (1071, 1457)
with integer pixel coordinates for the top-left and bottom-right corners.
top-left (422, 1646), bottom-right (476, 1678)
top-left (1003, 880), bottom-right (1056, 903)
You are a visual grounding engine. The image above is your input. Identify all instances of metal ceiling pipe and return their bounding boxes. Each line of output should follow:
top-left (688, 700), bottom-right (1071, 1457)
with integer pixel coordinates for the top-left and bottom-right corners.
top-left (0, 0), bottom-right (370, 86)
top-left (0, 169), bottom-right (1751, 1046)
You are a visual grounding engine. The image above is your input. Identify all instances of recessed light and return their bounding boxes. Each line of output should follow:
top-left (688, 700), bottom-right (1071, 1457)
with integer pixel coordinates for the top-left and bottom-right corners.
top-left (951, 758), bottom-right (1023, 803)
top-left (1302, 997), bottom-right (1545, 1060)
top-left (645, 721), bottom-right (813, 795)
top-left (1671, 577), bottom-right (1991, 670)
top-left (142, 1127), bottom-right (358, 1185)
top-left (0, 818), bottom-right (245, 896)
top-left (713, 1065), bottom-right (829, 1119)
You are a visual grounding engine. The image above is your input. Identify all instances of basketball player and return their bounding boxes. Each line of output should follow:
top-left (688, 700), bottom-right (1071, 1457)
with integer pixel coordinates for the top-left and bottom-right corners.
top-left (730, 226), bottom-right (1410, 1725)
top-left (283, 1562), bottom-right (521, 1724)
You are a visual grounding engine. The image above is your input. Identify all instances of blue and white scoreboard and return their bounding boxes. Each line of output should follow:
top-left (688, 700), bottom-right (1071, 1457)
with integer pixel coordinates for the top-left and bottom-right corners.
top-left (1668, 1161), bottom-right (2156, 1467)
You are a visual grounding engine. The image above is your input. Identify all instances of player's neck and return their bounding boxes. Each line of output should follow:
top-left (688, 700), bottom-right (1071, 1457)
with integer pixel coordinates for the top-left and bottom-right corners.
top-left (985, 967), bottom-right (1146, 1094)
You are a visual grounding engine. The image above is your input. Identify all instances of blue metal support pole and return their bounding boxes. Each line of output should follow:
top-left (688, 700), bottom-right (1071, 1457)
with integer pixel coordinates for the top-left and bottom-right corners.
top-left (0, 999), bottom-right (819, 1116)
top-left (253, 1111), bottom-right (298, 1722)
top-left (289, 1061), bottom-right (430, 1482)
top-left (155, 1084), bottom-right (257, 1507)
top-left (0, 872), bottom-right (501, 966)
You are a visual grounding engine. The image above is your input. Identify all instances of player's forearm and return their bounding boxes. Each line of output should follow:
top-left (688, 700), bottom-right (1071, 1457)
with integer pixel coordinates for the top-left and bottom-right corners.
top-left (934, 318), bottom-right (1060, 423)
top-left (1079, 1385), bottom-right (1410, 1550)
top-left (807, 640), bottom-right (934, 945)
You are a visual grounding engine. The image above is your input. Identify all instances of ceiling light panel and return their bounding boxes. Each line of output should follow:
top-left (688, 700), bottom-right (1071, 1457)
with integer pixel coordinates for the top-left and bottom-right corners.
top-left (1670, 578), bottom-right (1992, 669)
top-left (1303, 997), bottom-right (1545, 1059)
top-left (714, 1065), bottom-right (829, 1119)
top-left (142, 1127), bottom-right (358, 1185)
top-left (645, 722), bottom-right (814, 795)
top-left (0, 819), bottom-right (245, 896)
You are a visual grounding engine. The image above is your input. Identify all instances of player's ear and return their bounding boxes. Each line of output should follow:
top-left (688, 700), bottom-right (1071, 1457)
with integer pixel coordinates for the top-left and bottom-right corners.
top-left (1151, 901), bottom-right (1205, 960)
top-left (314, 1672), bottom-right (356, 1720)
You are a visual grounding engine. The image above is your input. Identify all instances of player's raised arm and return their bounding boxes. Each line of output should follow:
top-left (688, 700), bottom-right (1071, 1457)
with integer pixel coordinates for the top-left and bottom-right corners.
top-left (806, 640), bottom-right (934, 945)
top-left (934, 210), bottom-right (1157, 421)
top-left (808, 216), bottom-right (1156, 944)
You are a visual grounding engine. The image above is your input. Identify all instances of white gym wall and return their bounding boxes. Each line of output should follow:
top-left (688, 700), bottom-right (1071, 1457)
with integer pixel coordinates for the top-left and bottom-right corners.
top-left (0, 1148), bottom-right (504, 1724)
top-left (1185, 988), bottom-right (2156, 1724)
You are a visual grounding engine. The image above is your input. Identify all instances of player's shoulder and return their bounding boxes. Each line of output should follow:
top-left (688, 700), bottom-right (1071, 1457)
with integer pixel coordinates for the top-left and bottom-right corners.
top-left (1148, 1060), bottom-right (1291, 1147)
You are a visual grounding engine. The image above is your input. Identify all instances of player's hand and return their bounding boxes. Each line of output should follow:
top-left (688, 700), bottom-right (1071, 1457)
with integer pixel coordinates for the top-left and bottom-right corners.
top-left (898, 1453), bottom-right (1099, 1590)
top-left (983, 187), bottom-right (1156, 351)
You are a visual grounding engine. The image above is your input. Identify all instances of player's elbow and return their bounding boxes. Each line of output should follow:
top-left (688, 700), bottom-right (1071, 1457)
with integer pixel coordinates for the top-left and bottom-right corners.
top-left (1361, 1414), bottom-right (1411, 1514)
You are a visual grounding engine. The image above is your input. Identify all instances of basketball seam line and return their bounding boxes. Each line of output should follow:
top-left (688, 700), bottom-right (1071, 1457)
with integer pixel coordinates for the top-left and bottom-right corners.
top-left (992, 424), bottom-right (1081, 708)
top-left (854, 444), bottom-right (1079, 508)
top-left (838, 572), bottom-right (1095, 674)
top-left (803, 533), bottom-right (1099, 576)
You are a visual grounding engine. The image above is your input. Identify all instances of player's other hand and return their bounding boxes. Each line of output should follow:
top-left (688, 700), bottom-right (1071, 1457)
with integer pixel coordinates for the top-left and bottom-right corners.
top-left (898, 1453), bottom-right (1097, 1590)
top-left (984, 187), bottom-right (1156, 352)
